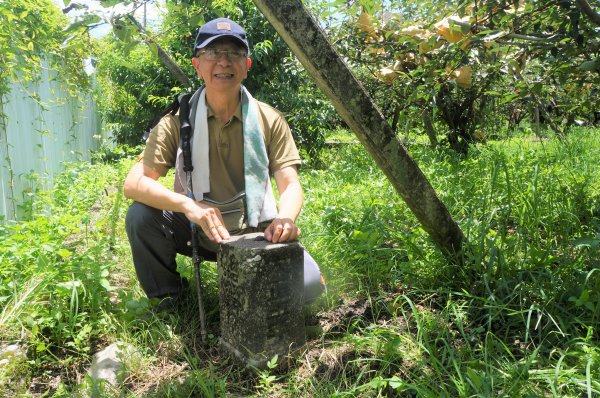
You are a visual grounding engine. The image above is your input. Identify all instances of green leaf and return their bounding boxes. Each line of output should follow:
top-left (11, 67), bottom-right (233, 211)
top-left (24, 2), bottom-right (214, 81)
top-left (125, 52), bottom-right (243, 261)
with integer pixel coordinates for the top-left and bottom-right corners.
top-left (362, 376), bottom-right (385, 389)
top-left (387, 376), bottom-right (404, 389)
top-left (99, 278), bottom-right (112, 290)
top-left (267, 354), bottom-right (278, 369)
top-left (121, 40), bottom-right (139, 56)
top-left (61, 34), bottom-right (76, 49)
top-left (115, 53), bottom-right (140, 73)
top-left (113, 25), bottom-right (129, 41)
top-left (467, 367), bottom-right (483, 389)
top-left (41, 243), bottom-right (55, 252)
top-left (63, 14), bottom-right (102, 33)
top-left (189, 14), bottom-right (204, 27)
top-left (578, 58), bottom-right (600, 72)
top-left (147, 42), bottom-right (158, 58)
top-left (113, 23), bottom-right (137, 43)
top-left (572, 236), bottom-right (600, 249)
top-left (57, 249), bottom-right (72, 259)
top-left (99, 0), bottom-right (128, 7)
top-left (500, 93), bottom-right (520, 104)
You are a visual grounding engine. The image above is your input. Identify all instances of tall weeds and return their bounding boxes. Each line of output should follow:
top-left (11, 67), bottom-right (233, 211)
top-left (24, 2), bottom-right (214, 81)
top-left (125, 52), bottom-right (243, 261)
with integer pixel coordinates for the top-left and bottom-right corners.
top-left (301, 127), bottom-right (599, 396)
top-left (0, 161), bottom-right (129, 370)
top-left (0, 128), bottom-right (598, 396)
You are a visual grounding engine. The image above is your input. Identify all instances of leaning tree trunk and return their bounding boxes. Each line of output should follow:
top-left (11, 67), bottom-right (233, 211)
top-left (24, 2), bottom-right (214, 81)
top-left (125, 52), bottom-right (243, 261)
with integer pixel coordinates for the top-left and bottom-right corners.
top-left (127, 15), bottom-right (193, 88)
top-left (252, 0), bottom-right (464, 256)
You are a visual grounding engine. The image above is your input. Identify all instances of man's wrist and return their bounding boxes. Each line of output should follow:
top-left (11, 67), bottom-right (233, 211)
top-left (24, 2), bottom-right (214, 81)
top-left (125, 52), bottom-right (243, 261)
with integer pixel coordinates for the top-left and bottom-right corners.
top-left (275, 215), bottom-right (296, 223)
top-left (179, 195), bottom-right (198, 214)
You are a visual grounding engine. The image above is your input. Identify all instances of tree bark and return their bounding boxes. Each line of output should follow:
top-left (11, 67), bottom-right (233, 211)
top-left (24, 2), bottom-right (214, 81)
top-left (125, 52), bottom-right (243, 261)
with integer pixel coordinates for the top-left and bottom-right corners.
top-left (422, 108), bottom-right (438, 148)
top-left (391, 105), bottom-right (401, 132)
top-left (252, 0), bottom-right (464, 256)
top-left (575, 0), bottom-right (600, 26)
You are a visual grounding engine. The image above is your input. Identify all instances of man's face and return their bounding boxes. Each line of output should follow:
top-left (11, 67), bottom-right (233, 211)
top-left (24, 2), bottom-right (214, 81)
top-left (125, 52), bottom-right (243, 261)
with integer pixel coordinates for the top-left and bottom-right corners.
top-left (191, 39), bottom-right (249, 92)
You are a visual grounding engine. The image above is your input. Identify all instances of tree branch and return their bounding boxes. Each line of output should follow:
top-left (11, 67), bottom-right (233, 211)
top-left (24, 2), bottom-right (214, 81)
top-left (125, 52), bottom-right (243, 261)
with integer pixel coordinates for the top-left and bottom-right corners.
top-left (450, 19), bottom-right (558, 43)
top-left (574, 0), bottom-right (600, 26)
top-left (127, 14), bottom-right (193, 88)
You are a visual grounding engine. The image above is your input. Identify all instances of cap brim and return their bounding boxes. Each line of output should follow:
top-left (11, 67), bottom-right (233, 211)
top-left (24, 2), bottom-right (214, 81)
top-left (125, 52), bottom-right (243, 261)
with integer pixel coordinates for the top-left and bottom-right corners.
top-left (195, 34), bottom-right (249, 52)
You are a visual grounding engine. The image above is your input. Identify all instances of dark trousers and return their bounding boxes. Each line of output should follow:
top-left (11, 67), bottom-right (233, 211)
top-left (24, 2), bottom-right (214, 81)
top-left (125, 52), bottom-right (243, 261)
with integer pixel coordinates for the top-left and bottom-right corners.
top-left (125, 202), bottom-right (324, 301)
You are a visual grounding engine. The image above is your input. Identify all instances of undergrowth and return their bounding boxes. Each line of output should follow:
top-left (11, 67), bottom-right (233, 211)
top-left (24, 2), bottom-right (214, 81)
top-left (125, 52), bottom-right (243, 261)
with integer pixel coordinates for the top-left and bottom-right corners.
top-left (0, 127), bottom-right (598, 397)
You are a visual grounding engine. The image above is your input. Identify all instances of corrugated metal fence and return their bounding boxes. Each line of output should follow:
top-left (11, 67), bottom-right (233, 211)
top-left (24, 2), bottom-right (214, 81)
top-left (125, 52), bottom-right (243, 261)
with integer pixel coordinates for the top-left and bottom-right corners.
top-left (0, 67), bottom-right (101, 220)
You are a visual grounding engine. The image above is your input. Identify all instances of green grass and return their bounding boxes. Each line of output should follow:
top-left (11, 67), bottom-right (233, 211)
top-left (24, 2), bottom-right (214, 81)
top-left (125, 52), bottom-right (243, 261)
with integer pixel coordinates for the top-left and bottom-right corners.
top-left (0, 127), bottom-right (598, 397)
top-left (324, 128), bottom-right (359, 144)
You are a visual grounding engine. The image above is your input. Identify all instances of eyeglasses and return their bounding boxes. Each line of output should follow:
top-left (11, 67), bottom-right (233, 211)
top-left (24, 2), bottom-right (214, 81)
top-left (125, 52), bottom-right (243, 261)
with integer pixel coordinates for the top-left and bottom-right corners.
top-left (197, 48), bottom-right (247, 61)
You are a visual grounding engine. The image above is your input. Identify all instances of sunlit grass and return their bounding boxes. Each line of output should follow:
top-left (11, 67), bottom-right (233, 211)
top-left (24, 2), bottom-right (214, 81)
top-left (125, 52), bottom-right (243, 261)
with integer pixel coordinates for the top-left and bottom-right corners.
top-left (299, 127), bottom-right (599, 396)
top-left (324, 127), bottom-right (359, 144)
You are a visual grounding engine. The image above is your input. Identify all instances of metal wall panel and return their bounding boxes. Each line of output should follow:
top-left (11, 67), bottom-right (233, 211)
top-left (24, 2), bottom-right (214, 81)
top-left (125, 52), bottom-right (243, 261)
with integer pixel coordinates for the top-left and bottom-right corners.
top-left (0, 67), bottom-right (100, 220)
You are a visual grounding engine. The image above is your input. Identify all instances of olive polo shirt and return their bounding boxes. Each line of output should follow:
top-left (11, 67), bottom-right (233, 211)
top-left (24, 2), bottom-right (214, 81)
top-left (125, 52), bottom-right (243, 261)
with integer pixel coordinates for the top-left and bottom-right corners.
top-left (141, 99), bottom-right (301, 202)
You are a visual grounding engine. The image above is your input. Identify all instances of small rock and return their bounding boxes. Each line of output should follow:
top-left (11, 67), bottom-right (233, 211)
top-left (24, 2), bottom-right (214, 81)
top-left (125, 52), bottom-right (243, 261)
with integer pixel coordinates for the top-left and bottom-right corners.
top-left (0, 344), bottom-right (23, 357)
top-left (88, 342), bottom-right (136, 386)
top-left (0, 343), bottom-right (28, 395)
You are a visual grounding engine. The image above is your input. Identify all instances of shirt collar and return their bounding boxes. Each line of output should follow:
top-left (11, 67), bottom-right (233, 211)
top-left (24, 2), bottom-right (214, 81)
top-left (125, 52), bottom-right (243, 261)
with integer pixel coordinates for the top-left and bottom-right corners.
top-left (206, 101), bottom-right (243, 122)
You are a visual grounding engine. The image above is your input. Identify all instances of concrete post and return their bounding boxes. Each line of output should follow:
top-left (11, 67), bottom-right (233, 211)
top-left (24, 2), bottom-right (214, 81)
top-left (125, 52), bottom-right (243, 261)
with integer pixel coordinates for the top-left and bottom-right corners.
top-left (217, 233), bottom-right (305, 369)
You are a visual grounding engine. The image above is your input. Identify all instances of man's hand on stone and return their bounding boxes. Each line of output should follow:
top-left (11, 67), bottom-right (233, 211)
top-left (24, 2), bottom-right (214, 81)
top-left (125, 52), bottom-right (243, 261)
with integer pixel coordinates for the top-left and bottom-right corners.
top-left (264, 218), bottom-right (301, 243)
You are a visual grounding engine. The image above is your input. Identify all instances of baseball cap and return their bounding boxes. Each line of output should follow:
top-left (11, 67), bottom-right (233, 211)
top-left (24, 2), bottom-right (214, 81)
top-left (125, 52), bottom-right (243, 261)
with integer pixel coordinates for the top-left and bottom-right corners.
top-left (193, 18), bottom-right (249, 54)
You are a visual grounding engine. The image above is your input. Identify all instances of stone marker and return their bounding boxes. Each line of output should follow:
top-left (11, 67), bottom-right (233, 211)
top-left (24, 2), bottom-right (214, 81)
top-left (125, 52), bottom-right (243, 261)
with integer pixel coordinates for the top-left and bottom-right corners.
top-left (218, 232), bottom-right (305, 368)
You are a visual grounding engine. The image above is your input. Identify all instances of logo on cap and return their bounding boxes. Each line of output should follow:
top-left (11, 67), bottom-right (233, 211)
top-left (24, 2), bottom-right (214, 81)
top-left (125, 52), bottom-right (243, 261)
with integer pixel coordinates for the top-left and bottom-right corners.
top-left (216, 22), bottom-right (232, 31)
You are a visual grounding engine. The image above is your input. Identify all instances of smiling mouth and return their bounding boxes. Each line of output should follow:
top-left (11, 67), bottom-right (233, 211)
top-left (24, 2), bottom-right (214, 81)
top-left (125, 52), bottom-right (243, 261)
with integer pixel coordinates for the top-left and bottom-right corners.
top-left (214, 73), bottom-right (234, 78)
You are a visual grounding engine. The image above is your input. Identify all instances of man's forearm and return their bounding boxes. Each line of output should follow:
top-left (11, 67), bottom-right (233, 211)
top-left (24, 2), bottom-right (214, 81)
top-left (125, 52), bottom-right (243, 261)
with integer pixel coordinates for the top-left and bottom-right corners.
top-left (129, 176), bottom-right (192, 212)
top-left (123, 163), bottom-right (194, 214)
top-left (276, 181), bottom-right (303, 221)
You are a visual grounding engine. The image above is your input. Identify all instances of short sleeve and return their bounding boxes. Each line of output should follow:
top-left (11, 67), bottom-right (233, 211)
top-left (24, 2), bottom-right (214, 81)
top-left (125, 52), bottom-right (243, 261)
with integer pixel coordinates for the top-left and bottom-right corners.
top-left (141, 113), bottom-right (180, 177)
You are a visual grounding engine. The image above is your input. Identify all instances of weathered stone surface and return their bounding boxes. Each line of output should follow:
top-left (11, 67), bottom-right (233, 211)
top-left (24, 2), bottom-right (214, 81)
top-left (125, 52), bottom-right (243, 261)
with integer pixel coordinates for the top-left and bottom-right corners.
top-left (218, 233), bottom-right (305, 368)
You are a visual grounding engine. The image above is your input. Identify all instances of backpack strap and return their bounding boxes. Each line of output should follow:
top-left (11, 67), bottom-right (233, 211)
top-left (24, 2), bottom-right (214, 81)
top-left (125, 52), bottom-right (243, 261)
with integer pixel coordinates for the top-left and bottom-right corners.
top-left (142, 96), bottom-right (182, 141)
top-left (179, 92), bottom-right (193, 173)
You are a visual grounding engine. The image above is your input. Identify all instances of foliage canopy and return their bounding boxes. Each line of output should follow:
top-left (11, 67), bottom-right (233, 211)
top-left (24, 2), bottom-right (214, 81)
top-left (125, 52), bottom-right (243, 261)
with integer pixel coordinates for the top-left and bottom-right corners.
top-left (316, 0), bottom-right (600, 153)
top-left (0, 0), bottom-right (92, 97)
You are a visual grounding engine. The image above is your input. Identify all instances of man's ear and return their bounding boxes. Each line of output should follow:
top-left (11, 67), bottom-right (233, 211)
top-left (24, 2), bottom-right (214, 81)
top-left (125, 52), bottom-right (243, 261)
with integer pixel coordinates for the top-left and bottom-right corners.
top-left (191, 57), bottom-right (202, 78)
top-left (246, 58), bottom-right (252, 69)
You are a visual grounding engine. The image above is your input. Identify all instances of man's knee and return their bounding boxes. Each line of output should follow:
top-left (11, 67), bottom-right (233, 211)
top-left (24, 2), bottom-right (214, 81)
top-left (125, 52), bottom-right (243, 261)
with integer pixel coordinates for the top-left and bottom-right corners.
top-left (125, 201), bottom-right (160, 234)
top-left (304, 250), bottom-right (325, 303)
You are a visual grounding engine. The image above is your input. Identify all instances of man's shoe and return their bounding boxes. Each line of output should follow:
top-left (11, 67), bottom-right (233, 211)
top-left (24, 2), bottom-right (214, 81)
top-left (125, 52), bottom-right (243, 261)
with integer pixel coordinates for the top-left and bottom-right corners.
top-left (153, 295), bottom-right (180, 313)
top-left (152, 278), bottom-right (190, 313)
